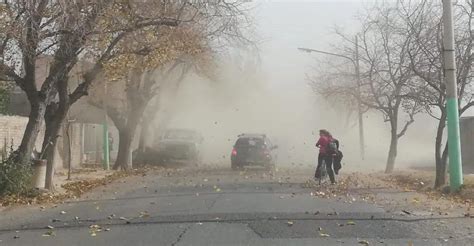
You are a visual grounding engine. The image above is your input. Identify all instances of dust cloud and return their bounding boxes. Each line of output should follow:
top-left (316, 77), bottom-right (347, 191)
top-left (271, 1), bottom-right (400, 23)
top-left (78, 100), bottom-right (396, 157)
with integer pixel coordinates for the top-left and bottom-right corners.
top-left (144, 54), bottom-right (434, 172)
top-left (142, 1), bottom-right (439, 172)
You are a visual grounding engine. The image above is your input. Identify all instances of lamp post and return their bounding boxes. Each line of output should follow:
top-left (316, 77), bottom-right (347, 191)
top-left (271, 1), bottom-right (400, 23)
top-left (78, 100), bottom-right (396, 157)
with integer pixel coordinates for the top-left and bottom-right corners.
top-left (442, 0), bottom-right (463, 191)
top-left (298, 36), bottom-right (365, 160)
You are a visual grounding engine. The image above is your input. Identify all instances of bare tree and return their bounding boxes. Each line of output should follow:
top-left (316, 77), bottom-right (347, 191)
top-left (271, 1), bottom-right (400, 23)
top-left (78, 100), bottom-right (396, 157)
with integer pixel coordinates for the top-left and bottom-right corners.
top-left (89, 59), bottom-right (196, 170)
top-left (313, 2), bottom-right (423, 173)
top-left (403, 0), bottom-right (474, 187)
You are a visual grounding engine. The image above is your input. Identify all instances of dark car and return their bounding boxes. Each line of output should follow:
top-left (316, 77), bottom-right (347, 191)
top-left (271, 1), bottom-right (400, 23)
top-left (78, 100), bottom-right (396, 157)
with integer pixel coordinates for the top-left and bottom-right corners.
top-left (134, 128), bottom-right (203, 166)
top-left (230, 134), bottom-right (278, 170)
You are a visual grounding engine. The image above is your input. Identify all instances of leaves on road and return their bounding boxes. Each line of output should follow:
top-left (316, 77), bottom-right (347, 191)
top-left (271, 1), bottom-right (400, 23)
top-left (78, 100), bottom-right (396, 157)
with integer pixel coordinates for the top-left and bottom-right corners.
top-left (89, 224), bottom-right (102, 237)
top-left (42, 230), bottom-right (56, 237)
top-left (139, 211), bottom-right (150, 218)
top-left (0, 170), bottom-right (146, 207)
top-left (358, 240), bottom-right (370, 245)
top-left (319, 232), bottom-right (330, 237)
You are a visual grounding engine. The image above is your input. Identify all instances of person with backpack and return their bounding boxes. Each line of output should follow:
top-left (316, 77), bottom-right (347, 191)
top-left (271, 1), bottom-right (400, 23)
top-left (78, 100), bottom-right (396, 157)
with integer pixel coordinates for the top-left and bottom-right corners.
top-left (315, 129), bottom-right (336, 184)
top-left (327, 135), bottom-right (343, 175)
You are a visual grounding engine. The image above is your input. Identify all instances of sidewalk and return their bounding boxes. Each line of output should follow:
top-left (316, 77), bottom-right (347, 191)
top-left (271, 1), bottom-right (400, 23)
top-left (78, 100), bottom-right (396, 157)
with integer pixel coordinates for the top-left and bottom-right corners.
top-left (305, 170), bottom-right (473, 218)
top-left (383, 169), bottom-right (474, 203)
top-left (0, 167), bottom-right (144, 208)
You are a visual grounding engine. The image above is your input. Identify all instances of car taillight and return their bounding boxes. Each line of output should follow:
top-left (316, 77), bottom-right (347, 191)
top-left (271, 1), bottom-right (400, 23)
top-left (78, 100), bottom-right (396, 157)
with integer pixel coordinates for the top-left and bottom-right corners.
top-left (231, 148), bottom-right (237, 156)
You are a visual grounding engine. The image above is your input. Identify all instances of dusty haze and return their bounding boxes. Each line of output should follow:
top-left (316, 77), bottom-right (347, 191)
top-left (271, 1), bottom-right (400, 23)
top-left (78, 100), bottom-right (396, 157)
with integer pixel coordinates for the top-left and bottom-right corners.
top-left (146, 1), bottom-right (442, 172)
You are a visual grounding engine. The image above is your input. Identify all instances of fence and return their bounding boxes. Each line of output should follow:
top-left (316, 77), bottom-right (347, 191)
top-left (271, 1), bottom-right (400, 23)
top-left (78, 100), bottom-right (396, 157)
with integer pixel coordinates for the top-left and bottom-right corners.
top-left (0, 115), bottom-right (117, 169)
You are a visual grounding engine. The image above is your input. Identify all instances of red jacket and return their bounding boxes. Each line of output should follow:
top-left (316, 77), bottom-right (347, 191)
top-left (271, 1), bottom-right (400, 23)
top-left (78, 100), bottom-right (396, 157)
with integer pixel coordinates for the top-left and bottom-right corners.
top-left (316, 136), bottom-right (332, 154)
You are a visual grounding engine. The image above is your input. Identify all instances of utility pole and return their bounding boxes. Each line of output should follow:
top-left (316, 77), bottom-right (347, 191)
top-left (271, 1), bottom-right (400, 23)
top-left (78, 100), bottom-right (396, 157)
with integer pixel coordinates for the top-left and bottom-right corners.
top-left (354, 36), bottom-right (365, 160)
top-left (443, 0), bottom-right (463, 191)
top-left (103, 81), bottom-right (110, 170)
top-left (298, 35), bottom-right (366, 160)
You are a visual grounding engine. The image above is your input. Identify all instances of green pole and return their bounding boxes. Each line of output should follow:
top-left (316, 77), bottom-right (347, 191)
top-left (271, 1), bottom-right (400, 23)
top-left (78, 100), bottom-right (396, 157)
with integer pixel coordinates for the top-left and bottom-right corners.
top-left (103, 123), bottom-right (110, 170)
top-left (443, 0), bottom-right (463, 191)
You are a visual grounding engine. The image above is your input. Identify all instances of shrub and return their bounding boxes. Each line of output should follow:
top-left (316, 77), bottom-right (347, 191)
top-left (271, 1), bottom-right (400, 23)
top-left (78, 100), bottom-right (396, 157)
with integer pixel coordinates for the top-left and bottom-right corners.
top-left (0, 150), bottom-right (34, 196)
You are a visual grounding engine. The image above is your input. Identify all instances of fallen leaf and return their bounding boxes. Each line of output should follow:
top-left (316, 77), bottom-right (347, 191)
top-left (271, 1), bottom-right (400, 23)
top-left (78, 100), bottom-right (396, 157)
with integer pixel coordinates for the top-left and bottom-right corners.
top-left (347, 221), bottom-right (356, 225)
top-left (42, 230), bottom-right (56, 237)
top-left (139, 211), bottom-right (150, 218)
top-left (358, 240), bottom-right (370, 245)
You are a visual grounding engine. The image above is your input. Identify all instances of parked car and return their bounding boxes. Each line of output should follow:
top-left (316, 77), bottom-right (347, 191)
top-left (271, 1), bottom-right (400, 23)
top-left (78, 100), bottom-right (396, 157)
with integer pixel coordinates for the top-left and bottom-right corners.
top-left (134, 128), bottom-right (203, 166)
top-left (230, 133), bottom-right (278, 170)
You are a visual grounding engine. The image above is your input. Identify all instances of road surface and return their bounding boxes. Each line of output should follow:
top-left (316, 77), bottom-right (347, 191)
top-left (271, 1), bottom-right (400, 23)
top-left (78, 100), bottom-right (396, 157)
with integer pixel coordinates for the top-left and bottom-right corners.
top-left (0, 167), bottom-right (472, 245)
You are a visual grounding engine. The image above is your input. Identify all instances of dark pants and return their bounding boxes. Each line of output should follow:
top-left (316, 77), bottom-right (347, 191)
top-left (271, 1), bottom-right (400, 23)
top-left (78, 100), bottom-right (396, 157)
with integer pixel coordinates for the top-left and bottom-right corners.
top-left (315, 153), bottom-right (336, 183)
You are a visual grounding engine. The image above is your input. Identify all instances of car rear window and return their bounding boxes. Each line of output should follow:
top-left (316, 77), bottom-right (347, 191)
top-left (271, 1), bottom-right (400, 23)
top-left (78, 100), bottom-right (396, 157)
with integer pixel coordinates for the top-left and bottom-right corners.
top-left (235, 137), bottom-right (265, 147)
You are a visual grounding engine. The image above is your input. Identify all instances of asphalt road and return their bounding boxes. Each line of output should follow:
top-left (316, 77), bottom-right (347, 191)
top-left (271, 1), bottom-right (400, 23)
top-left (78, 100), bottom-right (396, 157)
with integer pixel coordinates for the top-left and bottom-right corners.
top-left (0, 167), bottom-right (472, 245)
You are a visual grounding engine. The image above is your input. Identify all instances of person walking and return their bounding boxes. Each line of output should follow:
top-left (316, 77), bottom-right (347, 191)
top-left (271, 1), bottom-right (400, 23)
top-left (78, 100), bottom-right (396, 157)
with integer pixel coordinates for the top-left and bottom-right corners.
top-left (315, 129), bottom-right (336, 184)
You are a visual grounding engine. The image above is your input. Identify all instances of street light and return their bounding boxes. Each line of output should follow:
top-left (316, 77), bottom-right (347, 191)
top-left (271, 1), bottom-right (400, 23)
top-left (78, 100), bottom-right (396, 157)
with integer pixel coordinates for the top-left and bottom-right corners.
top-left (442, 0), bottom-right (463, 191)
top-left (298, 36), bottom-right (365, 160)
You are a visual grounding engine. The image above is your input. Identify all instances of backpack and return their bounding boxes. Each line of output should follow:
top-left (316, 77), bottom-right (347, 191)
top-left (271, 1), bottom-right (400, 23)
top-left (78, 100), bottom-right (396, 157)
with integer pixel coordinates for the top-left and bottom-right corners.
top-left (328, 139), bottom-right (338, 154)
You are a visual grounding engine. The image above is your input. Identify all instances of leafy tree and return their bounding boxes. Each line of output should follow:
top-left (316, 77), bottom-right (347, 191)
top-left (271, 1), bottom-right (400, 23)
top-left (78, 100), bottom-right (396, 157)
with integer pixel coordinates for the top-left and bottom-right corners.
top-left (0, 0), bottom-right (252, 188)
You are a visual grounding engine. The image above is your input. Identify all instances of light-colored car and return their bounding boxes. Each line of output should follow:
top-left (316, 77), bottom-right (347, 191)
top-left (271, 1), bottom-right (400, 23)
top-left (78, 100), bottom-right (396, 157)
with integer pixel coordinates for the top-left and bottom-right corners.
top-left (135, 129), bottom-right (203, 166)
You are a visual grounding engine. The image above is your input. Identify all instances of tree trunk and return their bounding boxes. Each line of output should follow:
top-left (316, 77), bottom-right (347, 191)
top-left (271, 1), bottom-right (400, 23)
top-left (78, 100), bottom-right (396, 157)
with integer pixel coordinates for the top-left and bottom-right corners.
top-left (17, 101), bottom-right (47, 164)
top-left (385, 115), bottom-right (398, 173)
top-left (41, 104), bottom-right (68, 190)
top-left (385, 130), bottom-right (398, 173)
top-left (435, 143), bottom-right (449, 188)
top-left (138, 115), bottom-right (151, 154)
top-left (42, 74), bottom-right (71, 190)
top-left (113, 127), bottom-right (134, 171)
top-left (135, 116), bottom-right (151, 164)
top-left (42, 103), bottom-right (69, 190)
top-left (112, 107), bottom-right (144, 170)
top-left (434, 111), bottom-right (448, 188)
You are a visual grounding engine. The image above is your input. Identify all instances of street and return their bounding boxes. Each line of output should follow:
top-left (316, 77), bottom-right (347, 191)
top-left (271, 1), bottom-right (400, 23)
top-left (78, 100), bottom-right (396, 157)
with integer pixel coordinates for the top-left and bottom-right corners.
top-left (0, 167), bottom-right (472, 245)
